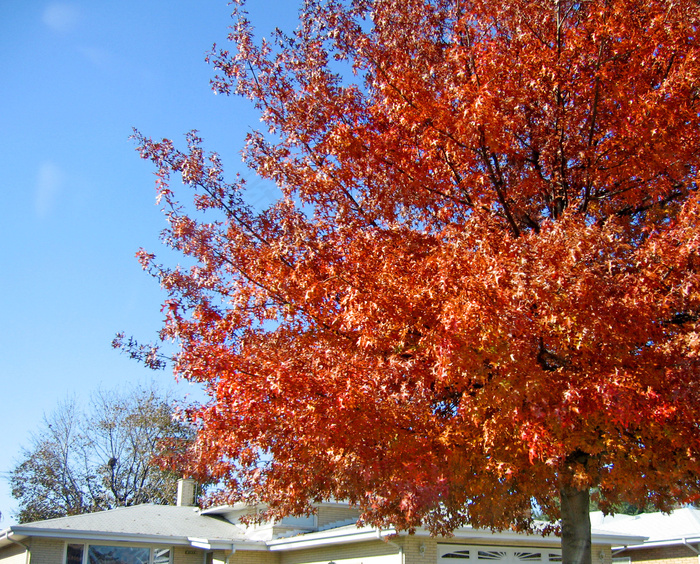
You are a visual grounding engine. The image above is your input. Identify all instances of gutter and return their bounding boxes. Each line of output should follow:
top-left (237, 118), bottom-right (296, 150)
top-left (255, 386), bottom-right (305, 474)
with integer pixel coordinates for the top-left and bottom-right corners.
top-left (1, 530), bottom-right (30, 564)
top-left (4, 526), bottom-right (264, 552)
top-left (189, 539), bottom-right (237, 562)
top-left (7, 527), bottom-right (192, 547)
top-left (378, 529), bottom-right (404, 564)
top-left (682, 539), bottom-right (700, 557)
top-left (268, 526), bottom-right (397, 551)
top-left (617, 537), bottom-right (700, 551)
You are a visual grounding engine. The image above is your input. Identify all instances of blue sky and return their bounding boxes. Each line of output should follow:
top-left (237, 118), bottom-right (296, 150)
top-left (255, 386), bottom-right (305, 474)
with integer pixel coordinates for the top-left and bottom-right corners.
top-left (0, 0), bottom-right (300, 526)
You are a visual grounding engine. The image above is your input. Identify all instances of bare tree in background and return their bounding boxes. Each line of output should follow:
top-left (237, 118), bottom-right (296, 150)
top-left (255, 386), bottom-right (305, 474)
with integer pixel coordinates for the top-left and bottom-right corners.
top-left (9, 385), bottom-right (192, 523)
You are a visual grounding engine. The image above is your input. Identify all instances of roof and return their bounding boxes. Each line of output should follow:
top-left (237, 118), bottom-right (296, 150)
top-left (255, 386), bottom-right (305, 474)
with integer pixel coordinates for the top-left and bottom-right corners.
top-left (267, 520), bottom-right (644, 552)
top-left (592, 508), bottom-right (700, 548)
top-left (0, 504), bottom-right (646, 553)
top-left (0, 504), bottom-right (252, 551)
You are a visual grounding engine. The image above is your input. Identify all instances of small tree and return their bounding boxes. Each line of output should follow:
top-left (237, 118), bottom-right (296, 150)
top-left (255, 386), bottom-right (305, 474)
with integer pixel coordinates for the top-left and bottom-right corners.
top-left (10, 386), bottom-right (191, 523)
top-left (130, 1), bottom-right (700, 563)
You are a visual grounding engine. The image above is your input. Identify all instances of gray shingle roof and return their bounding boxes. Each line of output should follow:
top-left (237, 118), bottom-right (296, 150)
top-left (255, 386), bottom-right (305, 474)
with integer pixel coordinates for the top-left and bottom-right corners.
top-left (12, 504), bottom-right (249, 544)
top-left (593, 508), bottom-right (700, 544)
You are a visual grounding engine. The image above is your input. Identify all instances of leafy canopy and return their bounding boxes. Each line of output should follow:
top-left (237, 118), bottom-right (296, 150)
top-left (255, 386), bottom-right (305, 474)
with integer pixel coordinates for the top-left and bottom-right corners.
top-left (132, 0), bottom-right (700, 535)
top-left (10, 386), bottom-right (191, 523)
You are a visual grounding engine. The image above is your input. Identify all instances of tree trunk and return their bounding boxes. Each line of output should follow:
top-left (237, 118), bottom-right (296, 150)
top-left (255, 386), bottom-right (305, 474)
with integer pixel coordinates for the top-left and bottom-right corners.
top-left (560, 485), bottom-right (591, 564)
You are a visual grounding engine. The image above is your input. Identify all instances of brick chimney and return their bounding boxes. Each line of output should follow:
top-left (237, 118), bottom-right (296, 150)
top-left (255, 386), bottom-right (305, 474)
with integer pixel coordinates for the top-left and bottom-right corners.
top-left (176, 478), bottom-right (197, 507)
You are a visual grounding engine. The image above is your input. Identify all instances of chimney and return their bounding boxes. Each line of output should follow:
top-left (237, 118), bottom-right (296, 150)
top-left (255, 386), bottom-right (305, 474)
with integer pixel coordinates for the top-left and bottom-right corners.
top-left (177, 478), bottom-right (197, 507)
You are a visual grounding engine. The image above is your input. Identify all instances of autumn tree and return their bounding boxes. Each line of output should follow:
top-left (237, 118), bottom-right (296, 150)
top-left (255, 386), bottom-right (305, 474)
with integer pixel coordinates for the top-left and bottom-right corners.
top-left (9, 386), bottom-right (191, 523)
top-left (129, 1), bottom-right (700, 563)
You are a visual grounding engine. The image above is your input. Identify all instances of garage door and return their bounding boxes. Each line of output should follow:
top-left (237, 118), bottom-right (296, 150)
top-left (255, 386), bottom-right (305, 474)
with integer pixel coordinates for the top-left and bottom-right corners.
top-left (438, 545), bottom-right (562, 564)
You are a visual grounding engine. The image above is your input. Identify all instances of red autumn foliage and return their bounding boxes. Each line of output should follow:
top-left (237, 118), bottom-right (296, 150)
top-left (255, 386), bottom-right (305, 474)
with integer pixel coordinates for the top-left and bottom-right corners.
top-left (130, 0), bottom-right (700, 559)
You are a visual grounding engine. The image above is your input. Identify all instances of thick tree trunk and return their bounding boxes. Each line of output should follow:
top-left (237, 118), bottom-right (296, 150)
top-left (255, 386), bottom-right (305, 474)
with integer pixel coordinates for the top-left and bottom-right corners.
top-left (560, 485), bottom-right (591, 564)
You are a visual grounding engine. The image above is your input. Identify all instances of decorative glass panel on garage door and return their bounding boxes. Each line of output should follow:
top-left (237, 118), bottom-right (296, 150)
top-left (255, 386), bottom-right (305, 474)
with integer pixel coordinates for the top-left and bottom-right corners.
top-left (438, 545), bottom-right (561, 564)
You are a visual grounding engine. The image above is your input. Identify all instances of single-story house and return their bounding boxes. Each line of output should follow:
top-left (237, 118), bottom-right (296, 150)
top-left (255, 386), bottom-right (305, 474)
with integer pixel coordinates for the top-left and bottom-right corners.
top-left (0, 480), bottom-right (643, 564)
top-left (592, 508), bottom-right (700, 564)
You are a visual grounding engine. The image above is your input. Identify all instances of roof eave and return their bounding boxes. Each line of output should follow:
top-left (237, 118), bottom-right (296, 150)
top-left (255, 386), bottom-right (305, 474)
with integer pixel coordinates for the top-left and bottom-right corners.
top-left (0, 530), bottom-right (28, 550)
top-left (3, 526), bottom-right (196, 547)
top-left (616, 537), bottom-right (700, 551)
top-left (1, 525), bottom-right (270, 553)
top-left (268, 526), bottom-right (395, 551)
top-left (267, 525), bottom-right (644, 552)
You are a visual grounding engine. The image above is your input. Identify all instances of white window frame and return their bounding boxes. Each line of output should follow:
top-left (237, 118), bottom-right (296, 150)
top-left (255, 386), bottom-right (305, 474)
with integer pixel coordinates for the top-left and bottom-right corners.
top-left (64, 541), bottom-right (173, 564)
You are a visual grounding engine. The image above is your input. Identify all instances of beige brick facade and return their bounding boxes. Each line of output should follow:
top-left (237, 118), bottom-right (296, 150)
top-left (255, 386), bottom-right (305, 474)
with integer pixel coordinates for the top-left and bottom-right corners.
top-left (226, 549), bottom-right (280, 564)
top-left (27, 537), bottom-right (64, 564)
top-left (0, 542), bottom-right (27, 564)
top-left (4, 540), bottom-right (206, 564)
top-left (618, 546), bottom-right (699, 564)
top-left (172, 545), bottom-right (207, 564)
top-left (280, 539), bottom-right (399, 564)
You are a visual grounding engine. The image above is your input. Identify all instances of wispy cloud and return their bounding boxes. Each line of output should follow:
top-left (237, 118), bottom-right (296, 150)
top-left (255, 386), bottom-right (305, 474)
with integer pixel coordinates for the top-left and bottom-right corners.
top-left (35, 161), bottom-right (64, 218)
top-left (42, 3), bottom-right (81, 34)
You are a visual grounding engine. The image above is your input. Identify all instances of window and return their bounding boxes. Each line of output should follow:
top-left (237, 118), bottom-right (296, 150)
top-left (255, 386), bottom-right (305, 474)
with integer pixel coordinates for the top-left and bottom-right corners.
top-left (439, 546), bottom-right (561, 564)
top-left (67, 544), bottom-right (84, 564)
top-left (478, 551), bottom-right (508, 561)
top-left (443, 551), bottom-right (471, 559)
top-left (513, 553), bottom-right (542, 562)
top-left (89, 545), bottom-right (150, 563)
top-left (64, 544), bottom-right (171, 564)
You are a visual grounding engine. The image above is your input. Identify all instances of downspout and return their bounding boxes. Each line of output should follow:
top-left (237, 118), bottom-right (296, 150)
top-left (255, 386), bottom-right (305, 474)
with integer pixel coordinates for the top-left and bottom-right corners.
top-left (682, 538), bottom-right (700, 564)
top-left (377, 530), bottom-right (404, 564)
top-left (3, 531), bottom-right (30, 564)
top-left (225, 544), bottom-right (237, 564)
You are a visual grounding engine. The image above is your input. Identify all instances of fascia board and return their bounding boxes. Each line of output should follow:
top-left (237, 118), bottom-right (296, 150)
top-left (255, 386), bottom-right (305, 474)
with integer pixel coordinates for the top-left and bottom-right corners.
top-left (617, 538), bottom-right (700, 550)
top-left (419, 528), bottom-right (562, 546)
top-left (10, 527), bottom-right (265, 550)
top-left (443, 526), bottom-right (645, 547)
top-left (233, 541), bottom-right (271, 551)
top-left (188, 537), bottom-right (267, 552)
top-left (7, 526), bottom-right (194, 546)
top-left (0, 530), bottom-right (28, 550)
top-left (268, 527), bottom-right (395, 551)
top-left (388, 526), bottom-right (644, 547)
top-left (267, 524), bottom-right (645, 553)
top-left (589, 532), bottom-right (647, 546)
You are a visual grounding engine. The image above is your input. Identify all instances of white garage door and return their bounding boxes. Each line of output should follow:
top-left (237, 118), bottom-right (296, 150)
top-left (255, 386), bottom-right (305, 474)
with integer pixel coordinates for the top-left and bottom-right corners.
top-left (438, 545), bottom-right (562, 564)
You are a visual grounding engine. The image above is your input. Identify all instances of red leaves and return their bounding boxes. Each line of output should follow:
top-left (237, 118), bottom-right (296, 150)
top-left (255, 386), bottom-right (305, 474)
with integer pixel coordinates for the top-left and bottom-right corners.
top-left (132, 0), bottom-right (700, 537)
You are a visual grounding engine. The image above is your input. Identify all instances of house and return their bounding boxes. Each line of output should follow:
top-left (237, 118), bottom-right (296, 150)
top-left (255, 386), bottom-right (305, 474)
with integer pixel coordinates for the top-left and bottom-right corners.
top-left (0, 480), bottom-right (642, 564)
top-left (593, 508), bottom-right (700, 564)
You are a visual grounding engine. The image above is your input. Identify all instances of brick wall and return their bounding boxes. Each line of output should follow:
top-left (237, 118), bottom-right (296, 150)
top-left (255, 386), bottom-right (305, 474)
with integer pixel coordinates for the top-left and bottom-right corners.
top-left (401, 535), bottom-right (431, 564)
top-left (26, 537), bottom-right (64, 564)
top-left (280, 539), bottom-right (400, 564)
top-left (173, 545), bottom-right (207, 564)
top-left (619, 545), bottom-right (699, 564)
top-left (0, 542), bottom-right (28, 564)
top-left (227, 549), bottom-right (280, 564)
top-left (596, 544), bottom-right (613, 564)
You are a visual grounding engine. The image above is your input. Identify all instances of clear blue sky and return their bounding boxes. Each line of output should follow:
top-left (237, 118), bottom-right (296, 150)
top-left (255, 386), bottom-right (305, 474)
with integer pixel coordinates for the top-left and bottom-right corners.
top-left (0, 0), bottom-right (300, 526)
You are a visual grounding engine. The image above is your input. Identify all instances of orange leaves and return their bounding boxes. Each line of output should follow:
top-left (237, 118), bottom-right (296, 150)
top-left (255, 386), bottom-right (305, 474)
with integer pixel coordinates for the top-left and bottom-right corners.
top-left (131, 0), bottom-right (700, 538)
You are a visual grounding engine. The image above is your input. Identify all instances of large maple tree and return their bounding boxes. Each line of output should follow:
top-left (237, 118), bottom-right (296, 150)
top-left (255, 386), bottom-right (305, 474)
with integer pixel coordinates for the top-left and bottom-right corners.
top-left (129, 0), bottom-right (700, 562)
